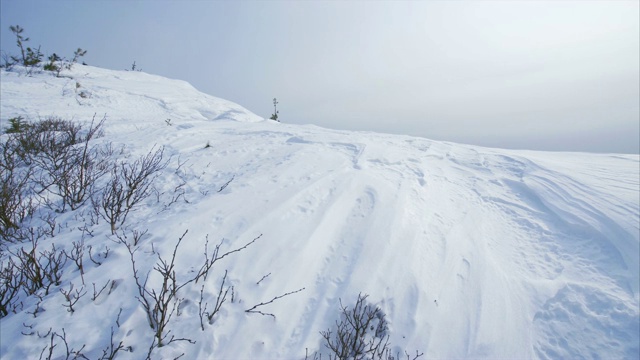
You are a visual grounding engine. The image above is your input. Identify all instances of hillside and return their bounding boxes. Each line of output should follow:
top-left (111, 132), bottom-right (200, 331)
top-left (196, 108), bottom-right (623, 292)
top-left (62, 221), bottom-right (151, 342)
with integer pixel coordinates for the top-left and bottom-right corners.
top-left (1, 65), bottom-right (638, 359)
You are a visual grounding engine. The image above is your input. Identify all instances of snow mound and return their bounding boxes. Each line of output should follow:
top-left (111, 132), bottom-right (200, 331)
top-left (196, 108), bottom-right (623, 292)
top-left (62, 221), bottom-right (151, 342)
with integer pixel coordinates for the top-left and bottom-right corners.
top-left (0, 64), bottom-right (262, 128)
top-left (0, 65), bottom-right (638, 359)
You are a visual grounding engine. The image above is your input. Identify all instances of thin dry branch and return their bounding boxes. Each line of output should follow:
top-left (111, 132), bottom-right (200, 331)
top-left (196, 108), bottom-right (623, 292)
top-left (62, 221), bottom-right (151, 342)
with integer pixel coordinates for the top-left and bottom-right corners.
top-left (245, 287), bottom-right (305, 319)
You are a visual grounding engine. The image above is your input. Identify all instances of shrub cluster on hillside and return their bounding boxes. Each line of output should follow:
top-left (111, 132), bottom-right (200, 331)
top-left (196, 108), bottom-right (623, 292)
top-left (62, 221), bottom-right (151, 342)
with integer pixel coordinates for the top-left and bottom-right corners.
top-left (0, 115), bottom-right (307, 358)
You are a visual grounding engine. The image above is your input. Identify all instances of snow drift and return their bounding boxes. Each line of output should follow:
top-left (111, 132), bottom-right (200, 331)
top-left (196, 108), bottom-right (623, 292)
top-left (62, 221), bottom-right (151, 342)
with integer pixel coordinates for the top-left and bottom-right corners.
top-left (1, 65), bottom-right (638, 359)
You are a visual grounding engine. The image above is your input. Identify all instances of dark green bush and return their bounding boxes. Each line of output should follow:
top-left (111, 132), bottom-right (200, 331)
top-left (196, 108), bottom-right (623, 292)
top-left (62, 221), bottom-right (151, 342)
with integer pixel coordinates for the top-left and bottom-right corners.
top-left (5, 116), bottom-right (27, 134)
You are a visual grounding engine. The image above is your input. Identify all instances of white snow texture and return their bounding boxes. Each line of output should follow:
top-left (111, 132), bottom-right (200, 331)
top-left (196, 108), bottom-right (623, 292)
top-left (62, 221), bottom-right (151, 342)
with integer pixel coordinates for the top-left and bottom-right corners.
top-left (1, 65), bottom-right (638, 359)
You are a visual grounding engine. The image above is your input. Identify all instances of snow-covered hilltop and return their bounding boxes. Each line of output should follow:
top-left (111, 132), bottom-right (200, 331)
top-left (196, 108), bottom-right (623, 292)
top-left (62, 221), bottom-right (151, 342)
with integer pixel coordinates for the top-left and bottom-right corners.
top-left (1, 65), bottom-right (638, 359)
top-left (1, 64), bottom-right (262, 127)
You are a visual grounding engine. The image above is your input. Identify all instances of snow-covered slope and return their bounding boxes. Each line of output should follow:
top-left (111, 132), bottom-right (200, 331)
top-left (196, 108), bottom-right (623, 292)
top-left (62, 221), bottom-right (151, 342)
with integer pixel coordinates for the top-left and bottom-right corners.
top-left (1, 65), bottom-right (638, 359)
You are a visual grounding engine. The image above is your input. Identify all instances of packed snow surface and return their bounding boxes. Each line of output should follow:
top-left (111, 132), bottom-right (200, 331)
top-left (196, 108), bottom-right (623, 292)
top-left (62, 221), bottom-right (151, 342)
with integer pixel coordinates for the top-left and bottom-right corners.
top-left (1, 65), bottom-right (638, 359)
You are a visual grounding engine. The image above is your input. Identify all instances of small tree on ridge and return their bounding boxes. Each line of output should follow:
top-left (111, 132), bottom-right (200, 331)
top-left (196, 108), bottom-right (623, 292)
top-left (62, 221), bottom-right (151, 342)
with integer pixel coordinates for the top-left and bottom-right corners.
top-left (270, 98), bottom-right (279, 122)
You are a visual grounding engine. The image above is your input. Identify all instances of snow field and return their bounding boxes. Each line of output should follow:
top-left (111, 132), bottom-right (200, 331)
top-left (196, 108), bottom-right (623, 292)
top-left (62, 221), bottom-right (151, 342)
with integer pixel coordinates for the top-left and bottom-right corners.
top-left (1, 65), bottom-right (638, 359)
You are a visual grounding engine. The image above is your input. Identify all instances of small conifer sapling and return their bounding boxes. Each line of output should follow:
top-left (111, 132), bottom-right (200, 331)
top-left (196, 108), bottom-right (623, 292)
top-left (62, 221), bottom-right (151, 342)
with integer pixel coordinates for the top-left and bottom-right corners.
top-left (270, 98), bottom-right (279, 122)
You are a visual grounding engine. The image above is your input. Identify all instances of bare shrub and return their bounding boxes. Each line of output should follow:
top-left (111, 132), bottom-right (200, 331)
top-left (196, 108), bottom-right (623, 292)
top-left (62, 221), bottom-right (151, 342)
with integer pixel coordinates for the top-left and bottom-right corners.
top-left (48, 117), bottom-right (109, 211)
top-left (319, 293), bottom-right (423, 360)
top-left (97, 327), bottom-right (130, 360)
top-left (3, 115), bottom-right (110, 213)
top-left (114, 228), bottom-right (148, 248)
top-left (64, 240), bottom-right (85, 284)
top-left (123, 230), bottom-right (262, 350)
top-left (321, 293), bottom-right (389, 359)
top-left (0, 257), bottom-right (23, 317)
top-left (13, 117), bottom-right (83, 163)
top-left (87, 244), bottom-right (109, 266)
top-left (26, 291), bottom-right (45, 318)
top-left (198, 270), bottom-right (230, 331)
top-left (26, 116), bottom-right (109, 211)
top-left (0, 137), bottom-right (35, 241)
top-left (124, 230), bottom-right (195, 348)
top-left (38, 328), bottom-right (87, 360)
top-left (97, 146), bottom-right (168, 234)
top-left (194, 233), bottom-right (261, 284)
top-left (91, 279), bottom-right (115, 301)
top-left (11, 237), bottom-right (67, 296)
top-left (59, 283), bottom-right (86, 314)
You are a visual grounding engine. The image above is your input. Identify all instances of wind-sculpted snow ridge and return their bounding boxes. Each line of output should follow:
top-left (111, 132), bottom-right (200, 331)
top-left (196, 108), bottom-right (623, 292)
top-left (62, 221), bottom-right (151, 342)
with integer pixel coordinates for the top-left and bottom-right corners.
top-left (0, 65), bottom-right (638, 359)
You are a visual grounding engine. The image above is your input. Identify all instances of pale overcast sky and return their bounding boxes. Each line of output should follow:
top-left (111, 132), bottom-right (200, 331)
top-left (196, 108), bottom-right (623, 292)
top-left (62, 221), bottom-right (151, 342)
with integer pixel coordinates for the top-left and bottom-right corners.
top-left (1, 0), bottom-right (638, 153)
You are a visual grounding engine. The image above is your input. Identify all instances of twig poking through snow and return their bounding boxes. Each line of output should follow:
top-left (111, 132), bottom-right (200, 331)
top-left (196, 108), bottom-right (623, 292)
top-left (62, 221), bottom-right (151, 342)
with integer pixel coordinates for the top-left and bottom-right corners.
top-left (218, 175), bottom-right (234, 193)
top-left (256, 272), bottom-right (271, 285)
top-left (245, 287), bottom-right (305, 319)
